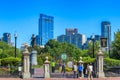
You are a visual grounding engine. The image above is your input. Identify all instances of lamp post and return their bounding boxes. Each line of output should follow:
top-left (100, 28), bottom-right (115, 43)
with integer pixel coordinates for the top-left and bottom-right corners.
top-left (91, 34), bottom-right (95, 58)
top-left (14, 33), bottom-right (17, 58)
top-left (91, 34), bottom-right (96, 77)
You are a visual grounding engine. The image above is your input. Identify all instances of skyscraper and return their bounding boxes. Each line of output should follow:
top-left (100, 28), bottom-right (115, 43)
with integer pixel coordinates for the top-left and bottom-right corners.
top-left (3, 33), bottom-right (11, 45)
top-left (57, 28), bottom-right (86, 49)
top-left (86, 35), bottom-right (101, 49)
top-left (101, 21), bottom-right (111, 52)
top-left (35, 35), bottom-right (40, 46)
top-left (66, 28), bottom-right (78, 35)
top-left (101, 21), bottom-right (111, 46)
top-left (38, 14), bottom-right (54, 46)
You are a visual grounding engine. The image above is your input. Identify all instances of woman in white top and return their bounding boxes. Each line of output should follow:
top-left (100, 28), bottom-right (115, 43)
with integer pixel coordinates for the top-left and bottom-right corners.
top-left (87, 63), bottom-right (93, 80)
top-left (73, 63), bottom-right (78, 78)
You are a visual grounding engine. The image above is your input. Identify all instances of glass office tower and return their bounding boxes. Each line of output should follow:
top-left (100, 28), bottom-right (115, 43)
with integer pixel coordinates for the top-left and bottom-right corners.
top-left (101, 21), bottom-right (111, 47)
top-left (38, 14), bottom-right (54, 46)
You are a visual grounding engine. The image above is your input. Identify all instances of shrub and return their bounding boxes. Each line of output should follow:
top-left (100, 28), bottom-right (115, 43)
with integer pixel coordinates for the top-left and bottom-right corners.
top-left (32, 65), bottom-right (42, 68)
top-left (37, 55), bottom-right (43, 65)
top-left (0, 67), bottom-right (10, 74)
top-left (104, 58), bottom-right (120, 66)
top-left (40, 53), bottom-right (52, 62)
top-left (1, 57), bottom-right (21, 66)
top-left (82, 57), bottom-right (96, 63)
top-left (0, 53), bottom-right (9, 59)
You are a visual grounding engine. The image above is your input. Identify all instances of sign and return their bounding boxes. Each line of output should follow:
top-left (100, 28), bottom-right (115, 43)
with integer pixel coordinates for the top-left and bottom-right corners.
top-left (67, 61), bottom-right (73, 68)
top-left (100, 38), bottom-right (107, 47)
top-left (18, 66), bottom-right (22, 71)
top-left (61, 53), bottom-right (67, 60)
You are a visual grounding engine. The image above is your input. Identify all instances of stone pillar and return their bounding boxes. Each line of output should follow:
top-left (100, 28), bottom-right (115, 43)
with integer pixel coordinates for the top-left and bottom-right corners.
top-left (79, 57), bottom-right (84, 77)
top-left (97, 48), bottom-right (105, 78)
top-left (30, 50), bottom-right (38, 65)
top-left (44, 56), bottom-right (50, 78)
top-left (22, 43), bottom-right (30, 78)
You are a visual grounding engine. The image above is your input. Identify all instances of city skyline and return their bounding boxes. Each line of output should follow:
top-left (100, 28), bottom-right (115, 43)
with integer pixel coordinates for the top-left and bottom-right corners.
top-left (0, 0), bottom-right (120, 48)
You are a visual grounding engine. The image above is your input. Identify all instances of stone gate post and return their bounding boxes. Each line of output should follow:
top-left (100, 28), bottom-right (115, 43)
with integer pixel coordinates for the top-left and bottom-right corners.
top-left (22, 43), bottom-right (30, 78)
top-left (44, 56), bottom-right (50, 78)
top-left (97, 47), bottom-right (105, 78)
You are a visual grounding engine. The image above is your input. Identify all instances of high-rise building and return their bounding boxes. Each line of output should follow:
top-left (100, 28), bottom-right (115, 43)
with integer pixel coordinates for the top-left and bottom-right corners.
top-left (82, 34), bottom-right (86, 45)
top-left (94, 35), bottom-right (101, 41)
top-left (66, 28), bottom-right (78, 35)
top-left (101, 21), bottom-right (111, 53)
top-left (101, 21), bottom-right (111, 48)
top-left (89, 35), bottom-right (101, 42)
top-left (57, 28), bottom-right (86, 49)
top-left (38, 14), bottom-right (54, 46)
top-left (85, 35), bottom-right (101, 49)
top-left (3, 33), bottom-right (11, 45)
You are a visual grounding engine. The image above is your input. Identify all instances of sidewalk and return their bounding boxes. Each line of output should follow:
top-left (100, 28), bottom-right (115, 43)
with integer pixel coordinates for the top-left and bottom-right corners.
top-left (0, 77), bottom-right (120, 80)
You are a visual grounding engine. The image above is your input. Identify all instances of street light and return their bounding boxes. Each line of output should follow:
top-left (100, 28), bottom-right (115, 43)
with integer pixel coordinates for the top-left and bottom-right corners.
top-left (91, 34), bottom-right (95, 76)
top-left (91, 34), bottom-right (95, 58)
top-left (14, 33), bottom-right (17, 58)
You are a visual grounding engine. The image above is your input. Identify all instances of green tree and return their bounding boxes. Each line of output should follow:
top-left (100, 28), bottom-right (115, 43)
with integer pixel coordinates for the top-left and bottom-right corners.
top-left (44, 39), bottom-right (62, 59)
top-left (111, 29), bottom-right (120, 59)
top-left (81, 49), bottom-right (89, 57)
top-left (0, 49), bottom-right (3, 54)
top-left (40, 52), bottom-right (52, 62)
top-left (72, 48), bottom-right (82, 61)
top-left (44, 39), bottom-right (83, 62)
top-left (37, 55), bottom-right (43, 65)
top-left (0, 41), bottom-right (21, 58)
top-left (87, 41), bottom-right (100, 58)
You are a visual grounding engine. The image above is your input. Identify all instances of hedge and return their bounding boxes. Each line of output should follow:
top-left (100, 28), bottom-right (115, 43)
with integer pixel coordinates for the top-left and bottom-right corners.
top-left (104, 58), bottom-right (120, 66)
top-left (0, 57), bottom-right (21, 66)
top-left (82, 57), bottom-right (96, 63)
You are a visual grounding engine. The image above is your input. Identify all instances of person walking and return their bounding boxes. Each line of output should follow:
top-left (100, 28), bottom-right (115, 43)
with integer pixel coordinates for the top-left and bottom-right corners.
top-left (59, 61), bottom-right (62, 73)
top-left (78, 63), bottom-right (83, 78)
top-left (87, 63), bottom-right (93, 80)
top-left (51, 60), bottom-right (56, 73)
top-left (61, 61), bottom-right (66, 77)
top-left (73, 63), bottom-right (78, 78)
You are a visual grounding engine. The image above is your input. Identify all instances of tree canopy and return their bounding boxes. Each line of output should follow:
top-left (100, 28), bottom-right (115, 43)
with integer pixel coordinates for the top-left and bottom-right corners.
top-left (87, 41), bottom-right (100, 58)
top-left (43, 39), bottom-right (83, 61)
top-left (111, 29), bottom-right (120, 59)
top-left (0, 41), bottom-right (21, 59)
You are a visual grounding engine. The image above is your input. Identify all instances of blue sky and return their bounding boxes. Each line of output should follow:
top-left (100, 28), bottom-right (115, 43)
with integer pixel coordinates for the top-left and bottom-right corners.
top-left (0, 0), bottom-right (120, 48)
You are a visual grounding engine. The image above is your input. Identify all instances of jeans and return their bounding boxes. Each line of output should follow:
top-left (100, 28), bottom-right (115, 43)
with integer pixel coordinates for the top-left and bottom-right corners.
top-left (52, 66), bottom-right (55, 73)
top-left (73, 71), bottom-right (77, 78)
top-left (78, 71), bottom-right (82, 77)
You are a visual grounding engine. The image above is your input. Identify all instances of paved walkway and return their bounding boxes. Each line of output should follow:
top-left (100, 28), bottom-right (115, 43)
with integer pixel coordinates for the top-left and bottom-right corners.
top-left (0, 77), bottom-right (120, 80)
